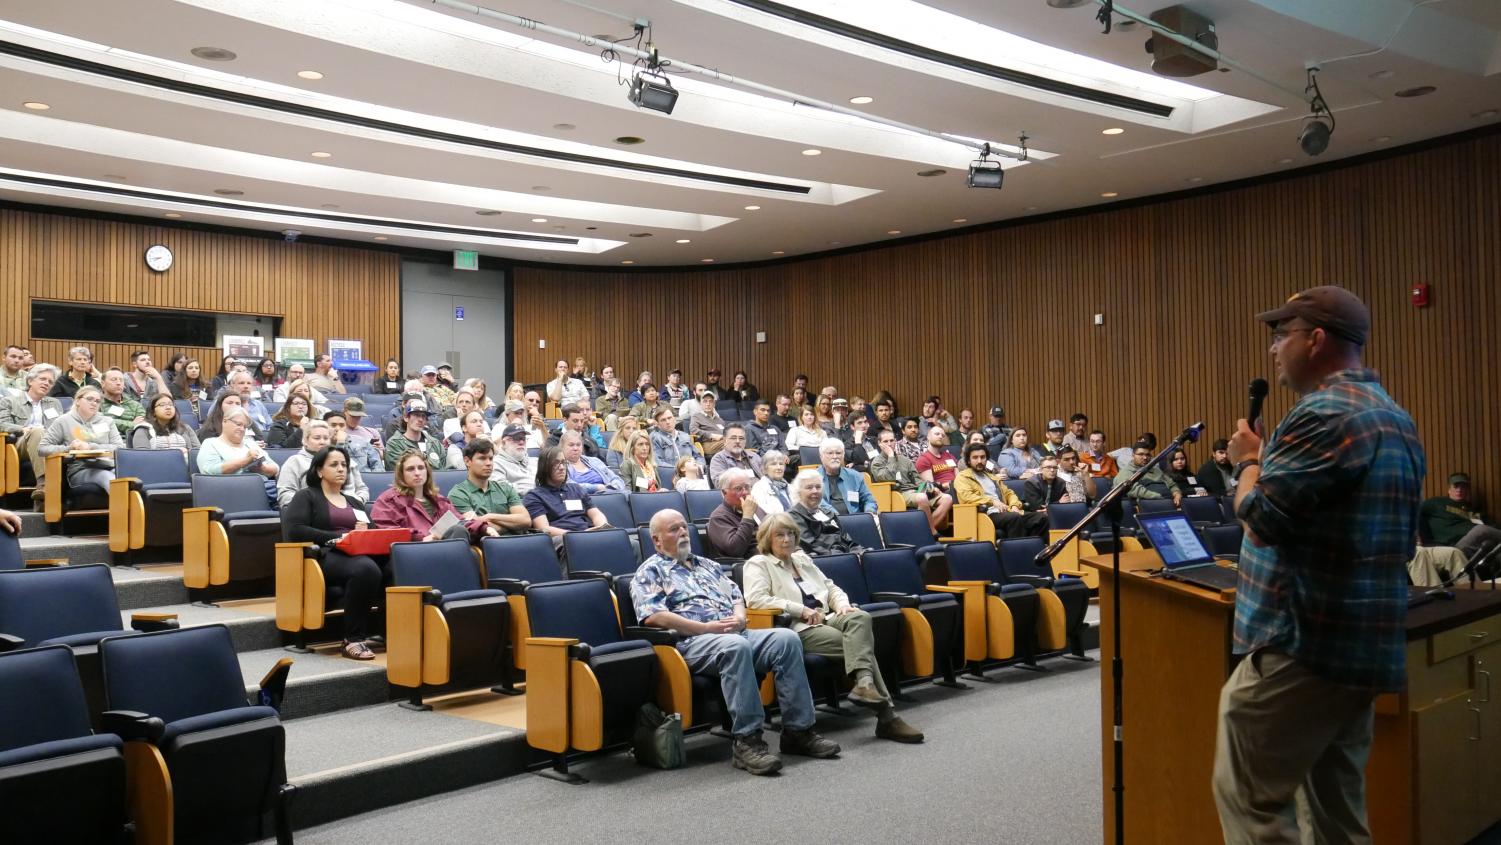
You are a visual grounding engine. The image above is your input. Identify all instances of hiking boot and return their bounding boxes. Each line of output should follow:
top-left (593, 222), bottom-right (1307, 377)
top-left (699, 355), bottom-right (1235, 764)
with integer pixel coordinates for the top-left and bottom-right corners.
top-left (732, 734), bottom-right (783, 776)
top-left (876, 716), bottom-right (924, 744)
top-left (779, 727), bottom-right (840, 759)
top-left (847, 678), bottom-right (885, 708)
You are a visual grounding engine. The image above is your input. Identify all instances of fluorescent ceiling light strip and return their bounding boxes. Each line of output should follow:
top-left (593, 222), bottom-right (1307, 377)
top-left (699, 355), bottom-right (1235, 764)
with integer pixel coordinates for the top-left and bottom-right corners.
top-left (0, 168), bottom-right (623, 253)
top-left (0, 18), bottom-right (867, 200)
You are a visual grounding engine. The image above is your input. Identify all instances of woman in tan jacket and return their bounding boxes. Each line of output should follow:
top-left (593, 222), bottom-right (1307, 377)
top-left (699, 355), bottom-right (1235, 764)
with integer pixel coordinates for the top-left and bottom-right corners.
top-left (742, 513), bottom-right (923, 744)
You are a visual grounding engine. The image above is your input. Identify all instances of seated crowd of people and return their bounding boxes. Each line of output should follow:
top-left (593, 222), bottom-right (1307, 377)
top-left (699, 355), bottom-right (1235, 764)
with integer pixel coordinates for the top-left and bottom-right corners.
top-left (3, 346), bottom-right (1490, 774)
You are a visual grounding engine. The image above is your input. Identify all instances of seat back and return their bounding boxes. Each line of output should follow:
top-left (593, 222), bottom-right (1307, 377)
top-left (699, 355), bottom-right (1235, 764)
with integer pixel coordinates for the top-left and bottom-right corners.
top-left (0, 645), bottom-right (93, 751)
top-left (0, 531), bottom-right (21, 571)
top-left (173, 400), bottom-right (200, 429)
top-left (1047, 501), bottom-right (1092, 532)
top-left (997, 537), bottom-right (1050, 582)
top-left (837, 512), bottom-right (885, 550)
top-left (1137, 498), bottom-right (1179, 516)
top-left (0, 564), bottom-right (122, 646)
top-left (99, 625), bottom-right (248, 724)
top-left (798, 446), bottom-right (820, 467)
top-left (656, 467), bottom-right (675, 490)
top-left (629, 491), bottom-right (687, 527)
top-left (590, 493), bottom-right (633, 529)
top-left (191, 473), bottom-right (270, 514)
top-left (562, 527), bottom-right (639, 576)
top-left (1093, 476), bottom-right (1112, 498)
top-left (1220, 495), bottom-right (1237, 524)
top-left (263, 448), bottom-right (300, 469)
top-left (860, 547), bottom-right (924, 595)
top-left (524, 578), bottom-right (623, 647)
top-left (115, 448), bottom-right (190, 487)
top-left (812, 553), bottom-right (871, 604)
top-left (683, 489), bottom-right (722, 523)
top-left (1182, 495), bottom-right (1225, 526)
top-left (635, 524), bottom-right (703, 561)
top-left (880, 510), bottom-right (937, 547)
top-left (481, 534), bottom-right (564, 585)
top-left (364, 471), bottom-right (394, 502)
top-left (944, 540), bottom-right (1004, 584)
top-left (431, 469), bottom-right (469, 497)
top-left (1003, 479), bottom-right (1028, 500)
top-left (390, 539), bottom-right (482, 597)
top-left (1203, 524), bottom-right (1244, 557)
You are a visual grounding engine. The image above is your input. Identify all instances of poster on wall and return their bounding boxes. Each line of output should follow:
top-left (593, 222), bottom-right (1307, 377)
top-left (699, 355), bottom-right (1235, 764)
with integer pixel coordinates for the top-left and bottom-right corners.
top-left (222, 335), bottom-right (264, 359)
top-left (327, 338), bottom-right (364, 364)
top-left (274, 338), bottom-right (315, 364)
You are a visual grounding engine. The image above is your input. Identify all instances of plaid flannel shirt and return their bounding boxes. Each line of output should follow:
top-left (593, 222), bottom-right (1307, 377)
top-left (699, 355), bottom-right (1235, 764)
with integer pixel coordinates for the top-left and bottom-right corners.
top-left (1234, 369), bottom-right (1426, 692)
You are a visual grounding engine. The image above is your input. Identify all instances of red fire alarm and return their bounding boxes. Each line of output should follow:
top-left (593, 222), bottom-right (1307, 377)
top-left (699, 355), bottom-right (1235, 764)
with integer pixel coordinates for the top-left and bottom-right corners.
top-left (1411, 283), bottom-right (1430, 308)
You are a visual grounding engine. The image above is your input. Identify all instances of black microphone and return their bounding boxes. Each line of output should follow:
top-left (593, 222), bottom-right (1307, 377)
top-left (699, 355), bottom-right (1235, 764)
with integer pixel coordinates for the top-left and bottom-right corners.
top-left (1247, 378), bottom-right (1270, 428)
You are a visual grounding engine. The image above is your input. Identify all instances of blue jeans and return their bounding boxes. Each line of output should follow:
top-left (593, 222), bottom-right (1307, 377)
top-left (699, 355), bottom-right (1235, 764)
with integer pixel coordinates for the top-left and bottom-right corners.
top-left (677, 628), bottom-right (815, 737)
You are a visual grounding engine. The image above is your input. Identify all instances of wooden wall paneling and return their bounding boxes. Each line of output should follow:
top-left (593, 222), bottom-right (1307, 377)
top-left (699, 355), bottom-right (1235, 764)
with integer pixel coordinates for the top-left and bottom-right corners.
top-left (514, 133), bottom-right (1501, 499)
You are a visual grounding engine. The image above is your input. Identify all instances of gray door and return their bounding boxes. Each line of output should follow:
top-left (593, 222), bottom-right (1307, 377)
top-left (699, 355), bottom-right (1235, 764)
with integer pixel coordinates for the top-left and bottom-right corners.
top-left (400, 261), bottom-right (508, 386)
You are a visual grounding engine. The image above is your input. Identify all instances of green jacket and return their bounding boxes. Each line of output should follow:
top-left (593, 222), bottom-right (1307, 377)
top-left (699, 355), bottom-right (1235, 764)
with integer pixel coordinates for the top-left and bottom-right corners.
top-left (1116, 462), bottom-right (1176, 500)
top-left (99, 395), bottom-right (144, 437)
top-left (384, 431), bottom-right (446, 471)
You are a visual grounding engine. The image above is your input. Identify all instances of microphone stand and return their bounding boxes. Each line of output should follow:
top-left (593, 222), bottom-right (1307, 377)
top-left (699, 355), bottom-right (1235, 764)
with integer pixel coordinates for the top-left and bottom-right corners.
top-left (1035, 421), bottom-right (1205, 845)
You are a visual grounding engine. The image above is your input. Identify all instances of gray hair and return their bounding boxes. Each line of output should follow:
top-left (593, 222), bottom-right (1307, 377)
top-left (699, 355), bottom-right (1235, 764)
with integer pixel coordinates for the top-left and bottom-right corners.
top-left (24, 364), bottom-right (59, 385)
top-left (222, 406), bottom-right (251, 425)
top-left (717, 467), bottom-right (753, 491)
top-left (761, 450), bottom-right (788, 467)
top-left (67, 345), bottom-right (92, 361)
top-left (300, 418), bottom-right (331, 437)
top-left (818, 437), bottom-right (846, 456)
top-left (558, 430), bottom-right (583, 445)
top-left (788, 468), bottom-right (824, 499)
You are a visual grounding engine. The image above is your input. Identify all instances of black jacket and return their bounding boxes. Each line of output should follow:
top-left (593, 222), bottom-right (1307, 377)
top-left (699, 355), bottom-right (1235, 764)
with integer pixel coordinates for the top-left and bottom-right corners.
top-left (282, 485), bottom-right (370, 546)
top-left (787, 502), bottom-right (865, 557)
top-left (266, 418), bottom-right (305, 449)
top-left (1022, 476), bottom-right (1069, 512)
top-left (1196, 459), bottom-right (1233, 497)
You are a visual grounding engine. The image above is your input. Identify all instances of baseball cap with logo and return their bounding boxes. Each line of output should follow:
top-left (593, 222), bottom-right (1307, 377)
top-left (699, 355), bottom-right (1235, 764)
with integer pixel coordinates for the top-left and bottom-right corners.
top-left (1048, 419), bottom-right (1065, 431)
top-left (500, 423), bottom-right (529, 440)
top-left (343, 397), bottom-right (366, 416)
top-left (990, 406), bottom-right (1005, 418)
top-left (420, 365), bottom-right (438, 376)
top-left (403, 400), bottom-right (429, 416)
top-left (1254, 285), bottom-right (1370, 345)
top-left (1449, 473), bottom-right (1471, 486)
top-left (503, 400), bottom-right (525, 415)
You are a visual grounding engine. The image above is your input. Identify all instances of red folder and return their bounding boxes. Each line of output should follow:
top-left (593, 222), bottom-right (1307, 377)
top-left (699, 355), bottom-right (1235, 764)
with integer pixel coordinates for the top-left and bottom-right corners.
top-left (335, 528), bottom-right (409, 556)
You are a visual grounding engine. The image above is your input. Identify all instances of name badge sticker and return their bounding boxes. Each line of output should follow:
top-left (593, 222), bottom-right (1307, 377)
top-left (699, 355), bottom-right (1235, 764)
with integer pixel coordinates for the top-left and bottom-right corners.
top-left (564, 499), bottom-right (584, 512)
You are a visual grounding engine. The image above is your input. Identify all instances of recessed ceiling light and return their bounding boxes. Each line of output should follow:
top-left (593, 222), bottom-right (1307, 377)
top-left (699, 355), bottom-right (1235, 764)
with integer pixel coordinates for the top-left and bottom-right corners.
top-left (802, 149), bottom-right (822, 156)
top-left (1275, 157), bottom-right (1294, 165)
top-left (744, 205), bottom-right (761, 211)
top-left (310, 151), bottom-right (332, 158)
top-left (916, 169), bottom-right (947, 177)
top-left (629, 232), bottom-right (653, 238)
top-left (531, 185), bottom-right (551, 191)
top-left (475, 210), bottom-right (502, 216)
top-left (1394, 85), bottom-right (1436, 98)
top-left (1186, 176), bottom-right (1204, 183)
top-left (620, 260), bottom-right (635, 265)
top-left (700, 258), bottom-right (715, 263)
top-left (1024, 206), bottom-right (1038, 211)
top-left (1473, 109), bottom-right (1498, 120)
top-left (1100, 191), bottom-right (1119, 198)
top-left (585, 226), bottom-right (597, 230)
top-left (21, 101), bottom-right (50, 110)
top-left (1369, 69), bottom-right (1394, 81)
top-left (553, 123), bottom-right (576, 130)
top-left (297, 70), bottom-right (323, 80)
top-left (163, 212), bottom-right (182, 218)
top-left (1101, 127), bottom-right (1125, 135)
top-left (952, 218), bottom-right (968, 224)
top-left (213, 188), bottom-right (244, 196)
top-left (828, 241), bottom-right (841, 246)
top-left (675, 238), bottom-right (691, 244)
top-left (849, 96), bottom-right (873, 105)
top-left (1371, 136), bottom-right (1391, 143)
top-left (320, 203), bottom-right (339, 210)
top-left (771, 250), bottom-right (785, 255)
top-left (373, 236), bottom-right (388, 241)
top-left (531, 217), bottom-right (548, 223)
top-left (190, 46), bottom-right (237, 62)
top-left (1046, 0), bottom-right (1093, 7)
top-left (886, 229), bottom-right (902, 235)
top-left (614, 136), bottom-right (644, 145)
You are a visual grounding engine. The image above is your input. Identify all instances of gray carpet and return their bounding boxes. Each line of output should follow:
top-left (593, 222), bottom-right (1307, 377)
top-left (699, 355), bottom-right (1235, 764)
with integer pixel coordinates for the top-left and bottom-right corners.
top-left (279, 655), bottom-right (1104, 845)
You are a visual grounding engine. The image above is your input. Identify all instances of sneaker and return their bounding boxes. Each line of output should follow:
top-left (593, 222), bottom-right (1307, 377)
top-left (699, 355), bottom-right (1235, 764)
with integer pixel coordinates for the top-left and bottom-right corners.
top-left (732, 735), bottom-right (783, 776)
top-left (876, 716), bottom-right (924, 744)
top-left (779, 728), bottom-right (840, 759)
top-left (847, 678), bottom-right (885, 708)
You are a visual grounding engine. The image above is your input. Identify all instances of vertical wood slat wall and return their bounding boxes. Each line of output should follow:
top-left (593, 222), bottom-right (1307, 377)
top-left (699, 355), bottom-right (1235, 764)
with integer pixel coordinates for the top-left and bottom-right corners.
top-left (514, 133), bottom-right (1501, 499)
top-left (2, 209), bottom-right (401, 379)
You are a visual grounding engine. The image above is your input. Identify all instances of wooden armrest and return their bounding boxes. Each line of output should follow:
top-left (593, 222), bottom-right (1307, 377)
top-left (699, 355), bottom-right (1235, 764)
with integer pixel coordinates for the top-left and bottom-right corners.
top-left (131, 612), bottom-right (179, 622)
top-left (23, 558), bottom-right (67, 567)
top-left (925, 584), bottom-right (967, 594)
top-left (1055, 569), bottom-right (1087, 578)
top-left (744, 607), bottom-right (780, 629)
top-left (257, 656), bottom-right (294, 711)
top-left (68, 450), bottom-right (109, 459)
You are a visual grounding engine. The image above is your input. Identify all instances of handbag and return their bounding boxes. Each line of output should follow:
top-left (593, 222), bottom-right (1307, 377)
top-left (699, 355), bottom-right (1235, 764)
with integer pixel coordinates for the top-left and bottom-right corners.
top-left (631, 702), bottom-right (684, 770)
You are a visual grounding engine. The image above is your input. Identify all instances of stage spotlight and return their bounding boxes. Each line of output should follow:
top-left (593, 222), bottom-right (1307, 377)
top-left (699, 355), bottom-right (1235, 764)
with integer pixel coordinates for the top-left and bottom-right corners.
top-left (628, 68), bottom-right (678, 114)
top-left (1298, 67), bottom-right (1335, 157)
top-left (967, 143), bottom-right (1005, 189)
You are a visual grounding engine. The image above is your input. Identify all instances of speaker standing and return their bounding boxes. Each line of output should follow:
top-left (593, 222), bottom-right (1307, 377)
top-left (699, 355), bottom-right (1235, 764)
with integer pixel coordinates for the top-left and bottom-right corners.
top-left (1212, 286), bottom-right (1426, 844)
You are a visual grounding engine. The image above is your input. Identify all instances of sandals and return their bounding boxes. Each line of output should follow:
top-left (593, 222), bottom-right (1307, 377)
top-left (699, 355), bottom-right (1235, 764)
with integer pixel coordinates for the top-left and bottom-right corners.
top-left (342, 640), bottom-right (375, 661)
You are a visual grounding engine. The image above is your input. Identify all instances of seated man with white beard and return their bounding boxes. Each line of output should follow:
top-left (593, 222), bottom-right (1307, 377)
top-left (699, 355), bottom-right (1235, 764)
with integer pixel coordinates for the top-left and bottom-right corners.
top-left (631, 509), bottom-right (839, 776)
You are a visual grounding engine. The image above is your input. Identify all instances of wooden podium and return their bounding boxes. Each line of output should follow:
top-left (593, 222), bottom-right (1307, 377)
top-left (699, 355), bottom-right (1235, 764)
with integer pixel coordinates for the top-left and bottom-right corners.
top-left (1080, 551), bottom-right (1501, 845)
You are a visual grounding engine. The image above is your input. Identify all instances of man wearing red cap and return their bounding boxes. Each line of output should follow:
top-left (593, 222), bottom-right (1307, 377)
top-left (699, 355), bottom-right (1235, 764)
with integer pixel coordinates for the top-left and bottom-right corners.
top-left (1214, 286), bottom-right (1426, 843)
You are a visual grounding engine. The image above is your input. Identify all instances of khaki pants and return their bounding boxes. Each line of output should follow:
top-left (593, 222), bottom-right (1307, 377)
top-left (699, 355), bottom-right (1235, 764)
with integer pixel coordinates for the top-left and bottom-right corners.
top-left (1213, 649), bottom-right (1376, 845)
top-left (1406, 545), bottom-right (1469, 587)
top-left (699, 438), bottom-right (724, 458)
top-left (796, 609), bottom-right (888, 701)
top-left (15, 427), bottom-right (45, 491)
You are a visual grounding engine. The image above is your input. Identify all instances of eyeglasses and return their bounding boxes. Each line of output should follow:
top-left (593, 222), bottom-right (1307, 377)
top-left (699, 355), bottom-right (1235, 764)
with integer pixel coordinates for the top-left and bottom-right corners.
top-left (1270, 327), bottom-right (1314, 344)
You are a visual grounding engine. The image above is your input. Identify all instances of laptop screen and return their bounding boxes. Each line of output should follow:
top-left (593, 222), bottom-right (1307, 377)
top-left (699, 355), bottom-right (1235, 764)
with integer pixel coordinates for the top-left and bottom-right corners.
top-left (1137, 513), bottom-right (1215, 568)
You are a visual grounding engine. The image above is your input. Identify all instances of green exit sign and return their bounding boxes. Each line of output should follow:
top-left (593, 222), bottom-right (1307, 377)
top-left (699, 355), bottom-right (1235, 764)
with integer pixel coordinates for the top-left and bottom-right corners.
top-left (453, 250), bottom-right (479, 271)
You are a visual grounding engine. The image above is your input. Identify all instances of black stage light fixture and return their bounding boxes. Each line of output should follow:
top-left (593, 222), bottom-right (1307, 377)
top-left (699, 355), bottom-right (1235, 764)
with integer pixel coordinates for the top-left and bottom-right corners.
top-left (628, 67), bottom-right (678, 114)
top-left (967, 143), bottom-right (1005, 189)
top-left (1298, 67), bottom-right (1334, 157)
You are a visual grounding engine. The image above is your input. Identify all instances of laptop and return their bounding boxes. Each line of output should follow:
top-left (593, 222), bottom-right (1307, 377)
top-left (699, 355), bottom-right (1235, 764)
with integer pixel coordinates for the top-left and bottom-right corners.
top-left (1137, 512), bottom-right (1241, 592)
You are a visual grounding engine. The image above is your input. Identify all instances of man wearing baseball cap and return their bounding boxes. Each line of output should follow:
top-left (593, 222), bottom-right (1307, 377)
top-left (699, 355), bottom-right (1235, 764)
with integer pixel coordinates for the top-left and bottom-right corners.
top-left (1040, 418), bottom-right (1067, 458)
top-left (383, 398), bottom-right (446, 471)
top-left (419, 365), bottom-right (456, 410)
top-left (1214, 285), bottom-right (1426, 842)
top-left (980, 406), bottom-right (1011, 449)
top-left (491, 423), bottom-right (538, 494)
top-left (1419, 472), bottom-right (1499, 557)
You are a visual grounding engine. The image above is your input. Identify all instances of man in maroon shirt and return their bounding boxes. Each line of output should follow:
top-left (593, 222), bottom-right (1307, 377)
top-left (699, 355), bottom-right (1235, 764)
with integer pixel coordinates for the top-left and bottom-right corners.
top-left (914, 426), bottom-right (958, 492)
top-left (706, 468), bottom-right (759, 559)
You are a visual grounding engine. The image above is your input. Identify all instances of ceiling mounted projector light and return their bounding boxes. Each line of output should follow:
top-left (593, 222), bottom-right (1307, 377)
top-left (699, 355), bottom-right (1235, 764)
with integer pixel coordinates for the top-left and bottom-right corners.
top-left (628, 68), bottom-right (679, 114)
top-left (1297, 68), bottom-right (1335, 157)
top-left (966, 143), bottom-right (1004, 189)
top-left (1298, 119), bottom-right (1331, 156)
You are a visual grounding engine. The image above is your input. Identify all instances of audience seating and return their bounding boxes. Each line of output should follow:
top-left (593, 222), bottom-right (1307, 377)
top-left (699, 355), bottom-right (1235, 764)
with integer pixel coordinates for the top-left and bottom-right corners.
top-left (522, 578), bottom-right (695, 783)
top-left (364, 471), bottom-right (394, 501)
top-left (0, 430), bottom-right (28, 495)
top-left (1047, 502), bottom-right (1092, 533)
top-left (996, 538), bottom-right (1091, 662)
top-left (98, 624), bottom-right (293, 844)
top-left (836, 512), bottom-right (885, 551)
top-left (387, 538), bottom-right (515, 710)
top-left (1003, 479), bottom-right (1028, 500)
top-left (1182, 495), bottom-right (1226, 528)
top-left (562, 527), bottom-right (640, 582)
top-left (813, 553), bottom-right (920, 689)
top-left (431, 468), bottom-right (469, 496)
top-left (0, 529), bottom-right (65, 570)
top-left (798, 446), bottom-right (821, 468)
top-left (635, 523), bottom-right (706, 561)
top-left (936, 540), bottom-right (1044, 670)
top-left (0, 644), bottom-right (128, 843)
top-left (108, 449), bottom-right (193, 565)
top-left (43, 450), bottom-right (111, 534)
top-left (1220, 495), bottom-right (1237, 524)
top-left (655, 466), bottom-right (674, 489)
top-left (589, 493), bottom-right (633, 531)
top-left (682, 489), bottom-right (721, 524)
top-left (628, 490), bottom-right (686, 527)
top-left (1136, 499), bottom-right (1178, 517)
top-left (1203, 524), bottom-right (1244, 560)
top-left (481, 533), bottom-right (567, 676)
top-left (858, 548), bottom-right (966, 687)
top-left (879, 510), bottom-right (955, 574)
top-left (183, 474), bottom-right (282, 600)
top-left (866, 475), bottom-right (904, 512)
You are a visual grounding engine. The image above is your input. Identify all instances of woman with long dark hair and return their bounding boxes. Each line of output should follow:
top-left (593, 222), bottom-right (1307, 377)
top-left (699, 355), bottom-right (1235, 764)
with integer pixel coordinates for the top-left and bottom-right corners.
top-left (130, 393), bottom-right (199, 452)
